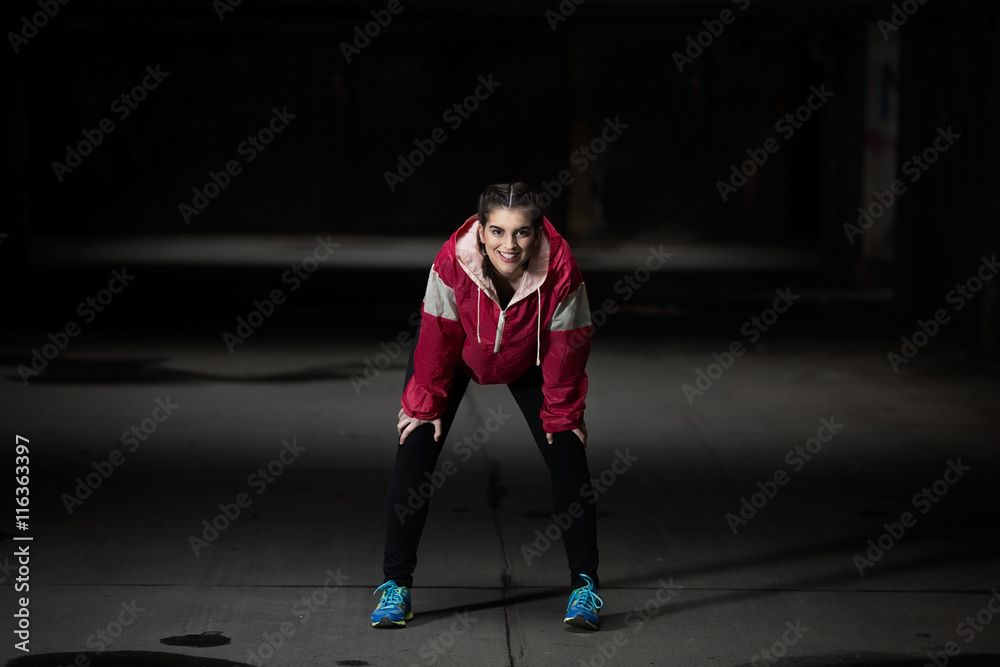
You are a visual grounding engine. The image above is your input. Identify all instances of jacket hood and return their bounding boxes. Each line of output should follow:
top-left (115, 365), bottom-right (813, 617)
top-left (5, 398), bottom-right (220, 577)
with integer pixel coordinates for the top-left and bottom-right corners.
top-left (451, 214), bottom-right (556, 307)
top-left (451, 214), bottom-right (561, 365)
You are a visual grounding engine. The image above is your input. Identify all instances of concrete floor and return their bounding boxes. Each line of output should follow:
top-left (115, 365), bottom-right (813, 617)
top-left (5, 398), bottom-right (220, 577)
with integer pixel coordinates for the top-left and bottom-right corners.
top-left (1, 327), bottom-right (999, 667)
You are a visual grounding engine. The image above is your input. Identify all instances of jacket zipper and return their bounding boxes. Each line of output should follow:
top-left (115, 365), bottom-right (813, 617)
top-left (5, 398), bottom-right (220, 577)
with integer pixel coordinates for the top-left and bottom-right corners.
top-left (494, 309), bottom-right (505, 353)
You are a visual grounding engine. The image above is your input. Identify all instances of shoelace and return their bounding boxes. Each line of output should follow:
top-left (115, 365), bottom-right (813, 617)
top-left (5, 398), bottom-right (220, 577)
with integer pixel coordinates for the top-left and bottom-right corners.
top-left (570, 574), bottom-right (604, 611)
top-left (373, 581), bottom-right (405, 609)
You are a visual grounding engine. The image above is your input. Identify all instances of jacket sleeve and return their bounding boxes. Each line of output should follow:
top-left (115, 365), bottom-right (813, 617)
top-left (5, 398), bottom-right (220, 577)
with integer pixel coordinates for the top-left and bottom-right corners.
top-left (400, 253), bottom-right (466, 421)
top-left (540, 268), bottom-right (593, 433)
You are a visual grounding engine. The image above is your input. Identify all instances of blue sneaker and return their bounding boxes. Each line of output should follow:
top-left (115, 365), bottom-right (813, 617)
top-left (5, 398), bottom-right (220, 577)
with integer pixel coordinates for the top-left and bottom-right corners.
top-left (370, 580), bottom-right (413, 628)
top-left (564, 574), bottom-right (603, 630)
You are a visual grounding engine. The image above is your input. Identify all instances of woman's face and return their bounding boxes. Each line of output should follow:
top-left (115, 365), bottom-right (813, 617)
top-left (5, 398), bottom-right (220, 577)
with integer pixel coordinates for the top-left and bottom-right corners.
top-left (479, 208), bottom-right (537, 282)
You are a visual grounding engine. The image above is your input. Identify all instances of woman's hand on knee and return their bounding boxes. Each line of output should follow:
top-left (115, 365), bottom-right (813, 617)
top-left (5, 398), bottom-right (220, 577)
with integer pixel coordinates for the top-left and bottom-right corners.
top-left (397, 409), bottom-right (442, 445)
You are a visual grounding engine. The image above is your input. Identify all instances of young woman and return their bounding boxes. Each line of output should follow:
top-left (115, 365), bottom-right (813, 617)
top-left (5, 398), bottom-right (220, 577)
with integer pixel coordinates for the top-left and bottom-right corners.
top-left (371, 182), bottom-right (602, 630)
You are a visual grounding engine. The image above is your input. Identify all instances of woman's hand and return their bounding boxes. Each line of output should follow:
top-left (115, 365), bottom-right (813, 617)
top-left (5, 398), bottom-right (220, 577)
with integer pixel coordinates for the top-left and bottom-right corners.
top-left (397, 406), bottom-right (442, 445)
top-left (546, 420), bottom-right (588, 447)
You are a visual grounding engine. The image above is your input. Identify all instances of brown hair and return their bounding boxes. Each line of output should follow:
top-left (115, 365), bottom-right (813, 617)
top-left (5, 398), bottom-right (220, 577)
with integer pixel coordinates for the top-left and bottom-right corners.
top-left (476, 182), bottom-right (545, 282)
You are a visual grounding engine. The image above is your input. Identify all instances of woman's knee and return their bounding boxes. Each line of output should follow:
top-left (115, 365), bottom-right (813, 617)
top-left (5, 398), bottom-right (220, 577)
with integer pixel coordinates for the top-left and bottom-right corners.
top-left (395, 427), bottom-right (443, 461)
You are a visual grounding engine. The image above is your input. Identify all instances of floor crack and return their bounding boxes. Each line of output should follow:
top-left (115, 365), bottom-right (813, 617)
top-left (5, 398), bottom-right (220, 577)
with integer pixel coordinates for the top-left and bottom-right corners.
top-left (485, 429), bottom-right (517, 665)
top-left (466, 390), bottom-right (518, 666)
top-left (489, 456), bottom-right (517, 667)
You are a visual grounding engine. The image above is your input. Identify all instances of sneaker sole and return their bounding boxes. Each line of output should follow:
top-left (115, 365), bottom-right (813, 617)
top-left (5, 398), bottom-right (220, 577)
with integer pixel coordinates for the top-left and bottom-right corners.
top-left (371, 611), bottom-right (414, 629)
top-left (564, 614), bottom-right (599, 631)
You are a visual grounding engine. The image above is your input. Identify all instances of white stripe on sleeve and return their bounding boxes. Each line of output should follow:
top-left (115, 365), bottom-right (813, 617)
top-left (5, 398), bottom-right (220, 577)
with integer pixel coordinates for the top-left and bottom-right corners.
top-left (422, 266), bottom-right (460, 321)
top-left (548, 283), bottom-right (592, 332)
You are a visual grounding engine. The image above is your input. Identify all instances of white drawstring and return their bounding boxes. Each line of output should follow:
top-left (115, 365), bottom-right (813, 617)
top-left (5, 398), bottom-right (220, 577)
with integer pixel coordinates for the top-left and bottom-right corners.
top-left (476, 286), bottom-right (481, 343)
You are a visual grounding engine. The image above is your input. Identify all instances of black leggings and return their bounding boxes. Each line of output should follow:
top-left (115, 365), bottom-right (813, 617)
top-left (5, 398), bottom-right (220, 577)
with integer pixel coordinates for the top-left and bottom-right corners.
top-left (381, 329), bottom-right (599, 591)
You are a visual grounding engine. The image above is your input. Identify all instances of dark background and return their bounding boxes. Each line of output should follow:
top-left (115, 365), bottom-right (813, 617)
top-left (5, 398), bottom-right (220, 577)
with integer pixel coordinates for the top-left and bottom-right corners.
top-left (3, 0), bottom-right (999, 349)
top-left (3, 4), bottom-right (1000, 663)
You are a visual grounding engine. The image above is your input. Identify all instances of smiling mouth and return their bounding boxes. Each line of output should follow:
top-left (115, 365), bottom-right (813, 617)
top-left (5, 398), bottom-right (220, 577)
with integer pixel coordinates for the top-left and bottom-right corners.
top-left (497, 250), bottom-right (521, 263)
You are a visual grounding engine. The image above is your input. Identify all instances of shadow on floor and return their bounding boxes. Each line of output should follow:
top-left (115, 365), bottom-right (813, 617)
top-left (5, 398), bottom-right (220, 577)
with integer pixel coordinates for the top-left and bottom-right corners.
top-left (6, 652), bottom-right (252, 667)
top-left (730, 655), bottom-right (998, 666)
top-left (0, 355), bottom-right (361, 384)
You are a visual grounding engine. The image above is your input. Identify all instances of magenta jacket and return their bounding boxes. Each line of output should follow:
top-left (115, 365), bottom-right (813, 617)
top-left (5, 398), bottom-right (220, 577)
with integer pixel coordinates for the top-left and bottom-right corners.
top-left (401, 214), bottom-right (593, 433)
